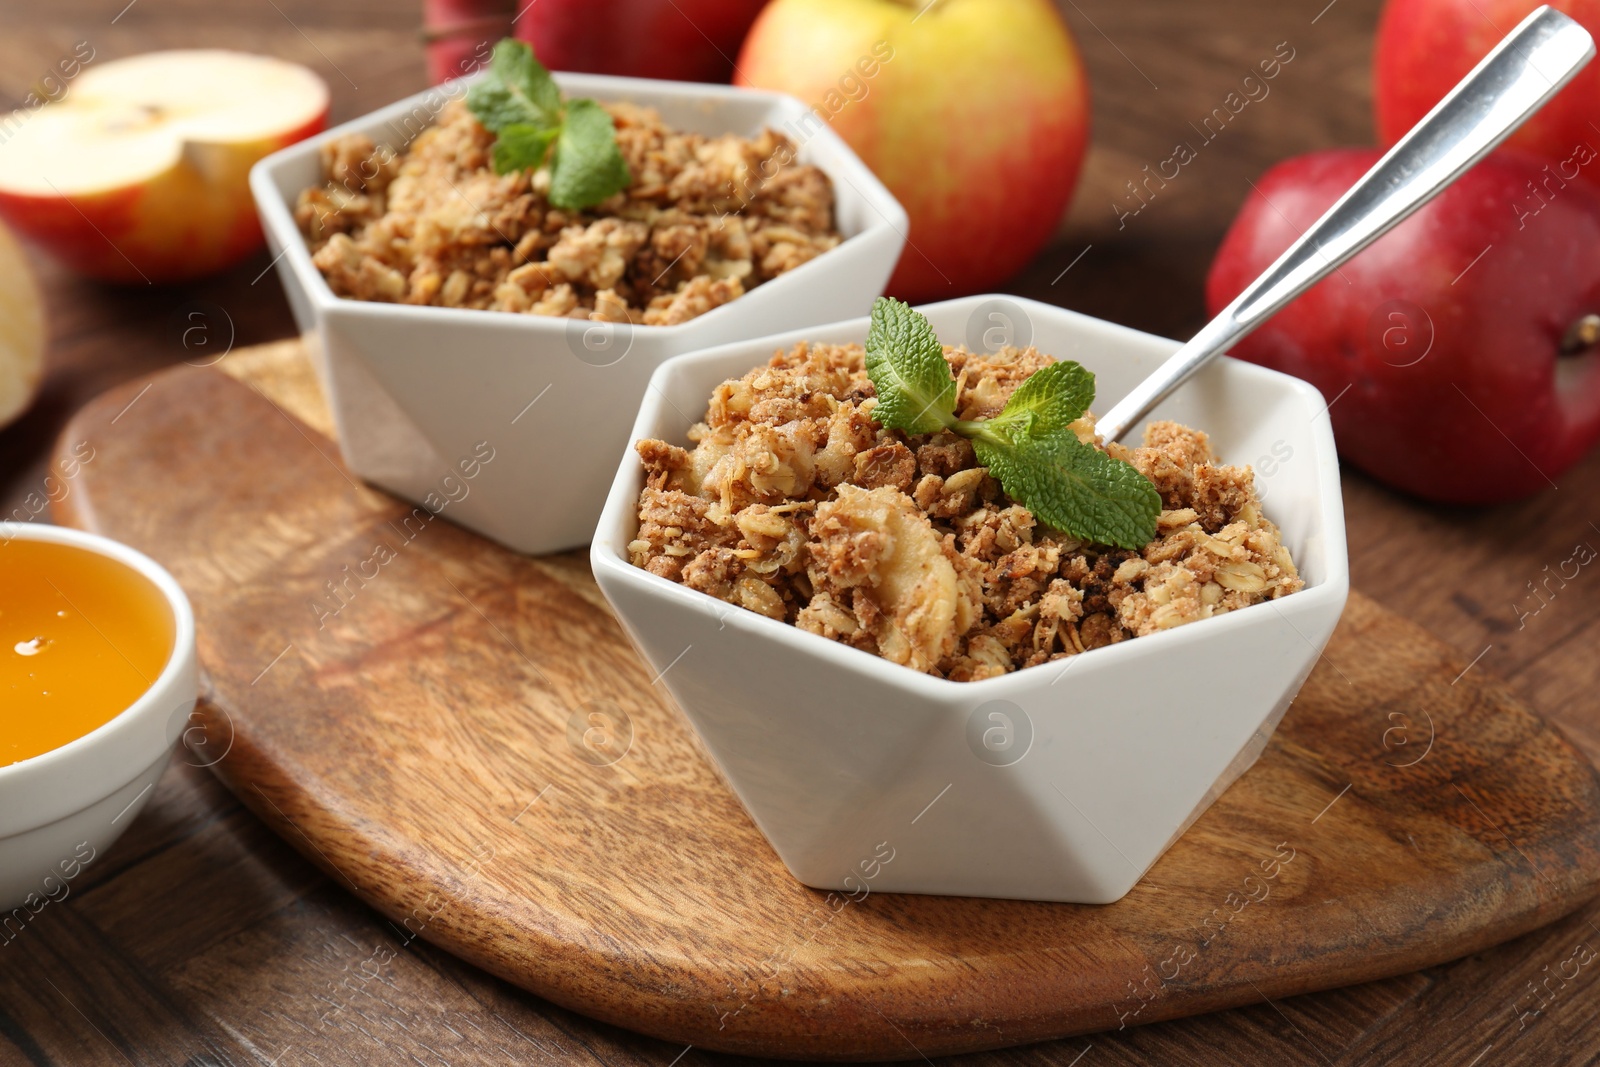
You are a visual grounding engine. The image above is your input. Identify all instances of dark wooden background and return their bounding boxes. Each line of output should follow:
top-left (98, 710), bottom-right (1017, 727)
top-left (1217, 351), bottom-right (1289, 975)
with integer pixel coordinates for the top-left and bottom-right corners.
top-left (4, 0), bottom-right (1600, 1064)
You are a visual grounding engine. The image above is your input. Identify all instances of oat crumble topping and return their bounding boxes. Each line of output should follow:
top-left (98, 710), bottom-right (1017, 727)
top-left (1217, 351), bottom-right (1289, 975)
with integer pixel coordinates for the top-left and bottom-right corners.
top-left (629, 342), bottom-right (1303, 680)
top-left (295, 100), bottom-right (841, 325)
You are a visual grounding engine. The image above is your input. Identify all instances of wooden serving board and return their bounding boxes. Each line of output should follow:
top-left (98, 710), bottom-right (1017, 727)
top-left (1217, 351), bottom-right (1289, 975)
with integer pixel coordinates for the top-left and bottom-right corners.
top-left (55, 342), bottom-right (1600, 1061)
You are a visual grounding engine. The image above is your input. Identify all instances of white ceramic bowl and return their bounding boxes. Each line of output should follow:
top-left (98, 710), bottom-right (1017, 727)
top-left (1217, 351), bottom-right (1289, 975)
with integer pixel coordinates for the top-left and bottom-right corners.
top-left (0, 524), bottom-right (196, 913)
top-left (592, 295), bottom-right (1350, 904)
top-left (251, 73), bottom-right (907, 555)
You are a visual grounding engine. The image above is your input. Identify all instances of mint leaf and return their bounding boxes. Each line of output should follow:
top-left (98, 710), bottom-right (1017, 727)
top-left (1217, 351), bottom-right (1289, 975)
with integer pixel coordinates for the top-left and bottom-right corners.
top-left (548, 98), bottom-right (631, 210)
top-left (858, 297), bottom-right (1160, 549)
top-left (974, 430), bottom-right (1160, 550)
top-left (464, 39), bottom-right (632, 209)
top-left (467, 39), bottom-right (562, 133)
top-left (491, 123), bottom-right (558, 175)
top-left (987, 359), bottom-right (1095, 440)
top-left (864, 297), bottom-right (957, 435)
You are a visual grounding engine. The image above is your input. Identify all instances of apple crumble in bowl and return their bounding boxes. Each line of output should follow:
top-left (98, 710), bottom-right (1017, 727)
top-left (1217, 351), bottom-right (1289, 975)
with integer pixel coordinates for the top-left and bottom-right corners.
top-left (627, 334), bottom-right (1303, 680)
top-left (294, 98), bottom-right (842, 326)
top-left (592, 295), bottom-right (1349, 903)
top-left (250, 57), bottom-right (905, 554)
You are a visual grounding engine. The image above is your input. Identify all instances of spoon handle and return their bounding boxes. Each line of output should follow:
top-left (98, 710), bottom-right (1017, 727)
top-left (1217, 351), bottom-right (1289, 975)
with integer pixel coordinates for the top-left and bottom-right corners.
top-left (1096, 4), bottom-right (1594, 445)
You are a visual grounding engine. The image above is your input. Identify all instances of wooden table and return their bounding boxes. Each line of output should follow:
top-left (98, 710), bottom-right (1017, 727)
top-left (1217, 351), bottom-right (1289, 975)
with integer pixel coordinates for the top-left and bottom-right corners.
top-left (3, 1), bottom-right (1598, 1064)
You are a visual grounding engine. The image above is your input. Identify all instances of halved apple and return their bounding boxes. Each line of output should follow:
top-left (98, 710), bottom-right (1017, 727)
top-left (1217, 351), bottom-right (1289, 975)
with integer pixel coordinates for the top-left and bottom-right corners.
top-left (0, 50), bottom-right (329, 284)
top-left (0, 218), bottom-right (44, 429)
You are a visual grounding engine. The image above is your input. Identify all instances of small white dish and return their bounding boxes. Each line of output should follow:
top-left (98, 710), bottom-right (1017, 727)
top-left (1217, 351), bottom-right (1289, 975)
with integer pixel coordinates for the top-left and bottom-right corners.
top-left (591, 294), bottom-right (1350, 904)
top-left (251, 73), bottom-right (907, 555)
top-left (0, 523), bottom-right (196, 913)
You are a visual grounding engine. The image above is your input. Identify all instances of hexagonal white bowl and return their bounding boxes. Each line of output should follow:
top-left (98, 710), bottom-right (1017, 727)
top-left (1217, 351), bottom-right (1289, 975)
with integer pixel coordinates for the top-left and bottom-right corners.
top-left (591, 295), bottom-right (1350, 904)
top-left (251, 73), bottom-right (906, 555)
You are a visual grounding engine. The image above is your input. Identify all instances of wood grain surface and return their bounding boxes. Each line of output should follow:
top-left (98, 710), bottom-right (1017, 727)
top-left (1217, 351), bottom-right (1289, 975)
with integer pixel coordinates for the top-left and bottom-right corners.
top-left (41, 346), bottom-right (1600, 1060)
top-left (9, 0), bottom-right (1600, 1064)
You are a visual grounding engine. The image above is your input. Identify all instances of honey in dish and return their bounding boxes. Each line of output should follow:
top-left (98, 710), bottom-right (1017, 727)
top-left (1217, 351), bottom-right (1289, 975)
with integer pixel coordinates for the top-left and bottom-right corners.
top-left (1, 539), bottom-right (174, 766)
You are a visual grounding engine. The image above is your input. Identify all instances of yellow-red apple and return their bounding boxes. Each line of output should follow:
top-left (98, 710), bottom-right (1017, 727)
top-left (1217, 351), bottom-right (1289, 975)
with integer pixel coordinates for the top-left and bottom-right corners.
top-left (0, 50), bottom-right (329, 285)
top-left (735, 0), bottom-right (1090, 301)
top-left (0, 219), bottom-right (44, 429)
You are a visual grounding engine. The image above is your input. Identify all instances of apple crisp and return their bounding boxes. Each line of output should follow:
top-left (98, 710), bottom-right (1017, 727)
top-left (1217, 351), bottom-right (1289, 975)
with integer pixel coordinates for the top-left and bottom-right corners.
top-left (294, 100), bottom-right (840, 324)
top-left (629, 342), bottom-right (1303, 680)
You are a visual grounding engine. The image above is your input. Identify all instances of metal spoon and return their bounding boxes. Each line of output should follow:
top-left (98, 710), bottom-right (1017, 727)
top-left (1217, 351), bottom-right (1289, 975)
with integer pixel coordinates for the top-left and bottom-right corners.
top-left (1096, 5), bottom-right (1595, 445)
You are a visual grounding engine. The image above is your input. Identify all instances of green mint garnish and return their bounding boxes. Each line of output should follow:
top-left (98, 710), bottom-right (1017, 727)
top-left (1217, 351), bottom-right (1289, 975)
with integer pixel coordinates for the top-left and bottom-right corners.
top-left (491, 124), bottom-right (558, 177)
top-left (864, 296), bottom-right (957, 434)
top-left (982, 359), bottom-right (1096, 440)
top-left (863, 297), bottom-right (1161, 550)
top-left (467, 39), bottom-right (562, 131)
top-left (549, 99), bottom-right (631, 211)
top-left (466, 39), bottom-right (630, 211)
top-left (970, 432), bottom-right (1162, 551)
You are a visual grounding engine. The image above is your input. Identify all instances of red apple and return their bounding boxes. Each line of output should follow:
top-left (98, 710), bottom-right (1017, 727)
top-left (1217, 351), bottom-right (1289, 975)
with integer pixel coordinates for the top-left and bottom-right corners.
top-left (1376, 0), bottom-right (1600, 164)
top-left (424, 0), bottom-right (510, 85)
top-left (0, 219), bottom-right (45, 430)
top-left (1207, 148), bottom-right (1600, 504)
top-left (734, 0), bottom-right (1089, 301)
top-left (514, 0), bottom-right (770, 83)
top-left (0, 50), bottom-right (329, 285)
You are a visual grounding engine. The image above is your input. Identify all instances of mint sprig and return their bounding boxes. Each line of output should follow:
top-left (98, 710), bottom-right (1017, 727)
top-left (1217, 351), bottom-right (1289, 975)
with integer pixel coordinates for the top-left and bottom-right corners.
top-left (863, 298), bottom-right (1161, 549)
top-left (466, 39), bottom-right (630, 211)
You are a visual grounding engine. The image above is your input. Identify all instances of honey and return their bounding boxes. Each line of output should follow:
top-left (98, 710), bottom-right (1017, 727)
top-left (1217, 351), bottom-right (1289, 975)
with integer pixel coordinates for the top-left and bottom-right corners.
top-left (1, 538), bottom-right (174, 766)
